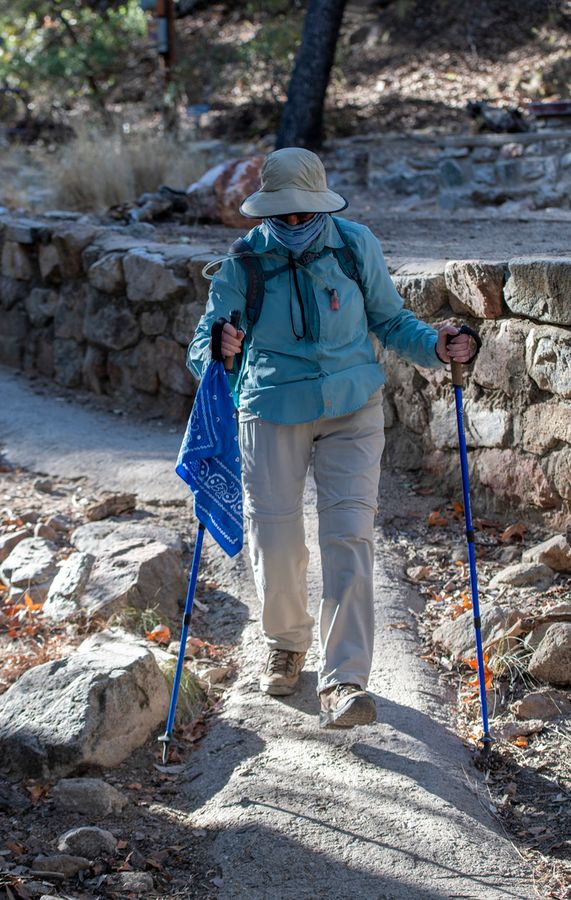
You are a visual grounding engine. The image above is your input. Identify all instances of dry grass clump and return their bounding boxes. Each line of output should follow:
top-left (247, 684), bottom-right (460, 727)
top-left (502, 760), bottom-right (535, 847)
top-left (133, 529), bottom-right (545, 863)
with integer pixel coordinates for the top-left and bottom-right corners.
top-left (49, 126), bottom-right (211, 212)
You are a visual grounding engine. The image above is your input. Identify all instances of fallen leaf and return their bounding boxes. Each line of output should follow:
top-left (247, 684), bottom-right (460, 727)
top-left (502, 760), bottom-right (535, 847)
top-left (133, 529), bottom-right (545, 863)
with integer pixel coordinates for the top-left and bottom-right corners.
top-left (512, 736), bottom-right (529, 748)
top-left (23, 593), bottom-right (43, 612)
top-left (406, 565), bottom-right (432, 583)
top-left (387, 621), bottom-right (411, 630)
top-left (428, 510), bottom-right (448, 527)
top-left (146, 857), bottom-right (163, 870)
top-left (474, 516), bottom-right (501, 530)
top-left (462, 653), bottom-right (493, 691)
top-left (146, 624), bottom-right (171, 645)
top-left (187, 637), bottom-right (206, 649)
top-left (500, 522), bottom-right (526, 543)
top-left (181, 714), bottom-right (206, 744)
top-left (25, 781), bottom-right (48, 802)
top-left (5, 840), bottom-right (26, 855)
top-left (116, 839), bottom-right (129, 850)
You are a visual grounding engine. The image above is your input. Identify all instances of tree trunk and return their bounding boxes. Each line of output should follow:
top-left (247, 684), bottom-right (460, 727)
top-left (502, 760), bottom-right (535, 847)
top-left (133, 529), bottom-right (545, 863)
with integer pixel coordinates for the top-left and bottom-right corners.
top-left (276, 0), bottom-right (348, 150)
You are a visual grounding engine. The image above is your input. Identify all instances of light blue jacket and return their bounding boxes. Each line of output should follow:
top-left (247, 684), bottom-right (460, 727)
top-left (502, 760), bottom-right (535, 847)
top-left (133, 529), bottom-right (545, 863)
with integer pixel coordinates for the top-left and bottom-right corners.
top-left (187, 216), bottom-right (443, 424)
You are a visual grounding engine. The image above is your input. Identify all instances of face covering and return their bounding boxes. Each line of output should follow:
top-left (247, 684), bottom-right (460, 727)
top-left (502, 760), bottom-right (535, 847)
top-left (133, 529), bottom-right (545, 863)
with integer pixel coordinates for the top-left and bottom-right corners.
top-left (265, 213), bottom-right (328, 253)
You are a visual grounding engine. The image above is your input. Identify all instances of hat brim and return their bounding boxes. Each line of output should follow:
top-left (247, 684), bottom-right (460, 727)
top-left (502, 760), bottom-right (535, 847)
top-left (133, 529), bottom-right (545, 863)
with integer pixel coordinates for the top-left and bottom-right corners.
top-left (240, 187), bottom-right (348, 218)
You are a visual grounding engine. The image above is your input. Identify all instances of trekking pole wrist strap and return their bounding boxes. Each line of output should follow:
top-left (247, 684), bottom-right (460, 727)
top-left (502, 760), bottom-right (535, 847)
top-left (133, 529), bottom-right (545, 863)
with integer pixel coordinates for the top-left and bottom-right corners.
top-left (211, 317), bottom-right (228, 362)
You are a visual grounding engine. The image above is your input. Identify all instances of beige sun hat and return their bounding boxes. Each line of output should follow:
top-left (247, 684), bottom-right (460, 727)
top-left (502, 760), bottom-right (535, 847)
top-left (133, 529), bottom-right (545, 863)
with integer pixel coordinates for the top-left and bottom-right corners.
top-left (240, 147), bottom-right (347, 218)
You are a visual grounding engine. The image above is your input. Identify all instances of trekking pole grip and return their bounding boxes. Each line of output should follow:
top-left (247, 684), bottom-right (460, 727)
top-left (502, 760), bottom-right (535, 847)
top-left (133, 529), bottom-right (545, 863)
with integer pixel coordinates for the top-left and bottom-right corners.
top-left (224, 309), bottom-right (242, 372)
top-left (450, 360), bottom-right (463, 388)
top-left (445, 333), bottom-right (464, 387)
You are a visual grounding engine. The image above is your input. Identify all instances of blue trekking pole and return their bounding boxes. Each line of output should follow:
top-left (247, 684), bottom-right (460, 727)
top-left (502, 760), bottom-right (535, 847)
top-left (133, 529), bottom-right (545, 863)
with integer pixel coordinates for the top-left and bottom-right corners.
top-left (158, 310), bottom-right (242, 765)
top-left (447, 327), bottom-right (491, 751)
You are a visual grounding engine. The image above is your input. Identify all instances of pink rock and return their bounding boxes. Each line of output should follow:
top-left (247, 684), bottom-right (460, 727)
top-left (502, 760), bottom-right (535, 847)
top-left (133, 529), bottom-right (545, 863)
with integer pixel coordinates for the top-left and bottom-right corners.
top-left (445, 260), bottom-right (507, 319)
top-left (475, 448), bottom-right (559, 509)
top-left (186, 156), bottom-right (264, 228)
top-left (214, 156), bottom-right (264, 228)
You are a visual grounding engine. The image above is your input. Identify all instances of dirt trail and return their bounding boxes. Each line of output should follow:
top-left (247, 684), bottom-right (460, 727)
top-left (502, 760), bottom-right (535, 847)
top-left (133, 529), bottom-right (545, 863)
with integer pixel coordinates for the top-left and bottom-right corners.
top-left (0, 365), bottom-right (537, 898)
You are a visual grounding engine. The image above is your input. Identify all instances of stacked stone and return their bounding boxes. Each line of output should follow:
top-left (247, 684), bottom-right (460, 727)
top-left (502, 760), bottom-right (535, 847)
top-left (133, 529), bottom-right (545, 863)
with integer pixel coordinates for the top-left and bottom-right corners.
top-left (383, 255), bottom-right (571, 526)
top-left (1, 211), bottom-right (570, 523)
top-left (0, 214), bottom-right (215, 420)
top-left (329, 130), bottom-right (571, 211)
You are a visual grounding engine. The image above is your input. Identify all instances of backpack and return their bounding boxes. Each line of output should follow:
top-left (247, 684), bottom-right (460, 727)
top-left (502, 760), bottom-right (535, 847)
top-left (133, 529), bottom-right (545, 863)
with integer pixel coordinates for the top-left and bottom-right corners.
top-left (228, 217), bottom-right (366, 338)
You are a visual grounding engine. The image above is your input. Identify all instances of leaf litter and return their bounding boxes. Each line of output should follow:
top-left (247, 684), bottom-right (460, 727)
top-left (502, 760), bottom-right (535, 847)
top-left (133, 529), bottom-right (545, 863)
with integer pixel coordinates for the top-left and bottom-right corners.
top-left (400, 475), bottom-right (571, 899)
top-left (0, 457), bottom-right (235, 898)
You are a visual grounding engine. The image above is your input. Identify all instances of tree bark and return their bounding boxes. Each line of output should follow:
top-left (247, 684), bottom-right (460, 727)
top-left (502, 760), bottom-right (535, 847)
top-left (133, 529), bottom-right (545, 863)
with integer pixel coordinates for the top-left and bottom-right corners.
top-left (276, 0), bottom-right (348, 150)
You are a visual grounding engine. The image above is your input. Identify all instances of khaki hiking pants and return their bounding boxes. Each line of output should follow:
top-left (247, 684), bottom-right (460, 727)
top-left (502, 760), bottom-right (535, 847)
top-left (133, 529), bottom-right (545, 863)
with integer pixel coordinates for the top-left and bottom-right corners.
top-left (239, 388), bottom-right (385, 693)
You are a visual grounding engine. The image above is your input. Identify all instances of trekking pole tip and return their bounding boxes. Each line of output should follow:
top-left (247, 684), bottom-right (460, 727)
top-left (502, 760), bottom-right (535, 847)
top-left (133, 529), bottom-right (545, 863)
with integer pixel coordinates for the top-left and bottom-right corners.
top-left (158, 732), bottom-right (171, 765)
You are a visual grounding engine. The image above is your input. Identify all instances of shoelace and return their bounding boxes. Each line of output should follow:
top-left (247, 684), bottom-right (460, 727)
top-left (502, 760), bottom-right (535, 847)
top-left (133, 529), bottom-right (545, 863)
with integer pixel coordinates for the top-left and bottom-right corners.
top-left (267, 650), bottom-right (294, 675)
top-left (331, 683), bottom-right (360, 697)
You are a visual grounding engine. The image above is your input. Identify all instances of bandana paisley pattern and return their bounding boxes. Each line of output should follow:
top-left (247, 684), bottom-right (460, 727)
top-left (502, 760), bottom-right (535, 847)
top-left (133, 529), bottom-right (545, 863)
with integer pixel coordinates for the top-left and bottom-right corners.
top-left (176, 361), bottom-right (243, 557)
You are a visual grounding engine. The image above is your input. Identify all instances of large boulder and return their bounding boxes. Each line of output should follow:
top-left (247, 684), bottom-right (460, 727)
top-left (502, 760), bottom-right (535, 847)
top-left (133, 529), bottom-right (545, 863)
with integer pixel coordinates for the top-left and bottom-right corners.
top-left (43, 552), bottom-right (95, 621)
top-left (433, 603), bottom-right (523, 661)
top-left (69, 521), bottom-right (186, 618)
top-left (0, 631), bottom-right (170, 778)
top-left (512, 689), bottom-right (571, 720)
top-left (488, 562), bottom-right (555, 590)
top-left (78, 538), bottom-right (186, 618)
top-left (186, 156), bottom-right (264, 228)
top-left (0, 528), bottom-right (32, 564)
top-left (528, 623), bottom-right (571, 685)
top-left (522, 534), bottom-right (571, 573)
top-left (0, 537), bottom-right (58, 591)
top-left (71, 520), bottom-right (183, 555)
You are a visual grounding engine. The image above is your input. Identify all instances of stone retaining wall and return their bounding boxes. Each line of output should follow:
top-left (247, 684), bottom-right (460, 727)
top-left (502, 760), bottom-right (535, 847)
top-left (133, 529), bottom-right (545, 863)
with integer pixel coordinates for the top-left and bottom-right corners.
top-left (0, 214), bottom-right (216, 420)
top-left (382, 255), bottom-right (571, 528)
top-left (1, 212), bottom-right (569, 525)
top-left (327, 129), bottom-right (571, 212)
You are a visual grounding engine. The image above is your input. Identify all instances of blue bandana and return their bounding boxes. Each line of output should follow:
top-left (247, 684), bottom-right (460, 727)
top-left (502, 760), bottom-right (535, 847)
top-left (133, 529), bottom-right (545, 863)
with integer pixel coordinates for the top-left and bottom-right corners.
top-left (265, 213), bottom-right (328, 253)
top-left (176, 361), bottom-right (243, 557)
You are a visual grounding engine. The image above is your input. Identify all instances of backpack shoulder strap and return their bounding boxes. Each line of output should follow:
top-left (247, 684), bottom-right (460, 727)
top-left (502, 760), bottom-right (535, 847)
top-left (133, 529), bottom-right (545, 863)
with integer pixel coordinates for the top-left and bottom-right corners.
top-left (229, 237), bottom-right (289, 335)
top-left (229, 238), bottom-right (265, 332)
top-left (331, 218), bottom-right (366, 300)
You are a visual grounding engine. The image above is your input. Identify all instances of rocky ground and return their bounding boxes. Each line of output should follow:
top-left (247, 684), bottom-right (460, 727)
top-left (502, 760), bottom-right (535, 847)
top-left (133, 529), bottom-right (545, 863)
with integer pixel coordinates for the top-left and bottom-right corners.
top-left (0, 367), bottom-right (569, 899)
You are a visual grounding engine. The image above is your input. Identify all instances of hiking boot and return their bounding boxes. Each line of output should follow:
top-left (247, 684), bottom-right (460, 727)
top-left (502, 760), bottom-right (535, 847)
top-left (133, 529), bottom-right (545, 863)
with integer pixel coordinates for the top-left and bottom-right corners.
top-left (259, 649), bottom-right (307, 696)
top-left (319, 683), bottom-right (376, 728)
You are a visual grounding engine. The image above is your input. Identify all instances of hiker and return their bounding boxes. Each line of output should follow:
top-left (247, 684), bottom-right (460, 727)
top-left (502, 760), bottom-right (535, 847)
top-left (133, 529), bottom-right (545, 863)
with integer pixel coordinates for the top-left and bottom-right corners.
top-left (187, 147), bottom-right (478, 728)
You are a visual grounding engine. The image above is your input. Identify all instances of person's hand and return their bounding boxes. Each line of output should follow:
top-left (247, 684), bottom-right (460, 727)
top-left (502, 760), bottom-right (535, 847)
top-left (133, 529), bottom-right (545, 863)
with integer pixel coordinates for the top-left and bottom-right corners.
top-left (436, 324), bottom-right (477, 364)
top-left (220, 322), bottom-right (245, 359)
top-left (210, 318), bottom-right (245, 361)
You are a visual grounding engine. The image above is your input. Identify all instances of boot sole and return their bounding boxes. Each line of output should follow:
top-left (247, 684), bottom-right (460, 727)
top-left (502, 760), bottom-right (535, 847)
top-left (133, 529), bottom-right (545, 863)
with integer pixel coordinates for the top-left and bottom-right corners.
top-left (319, 694), bottom-right (377, 729)
top-left (259, 680), bottom-right (298, 696)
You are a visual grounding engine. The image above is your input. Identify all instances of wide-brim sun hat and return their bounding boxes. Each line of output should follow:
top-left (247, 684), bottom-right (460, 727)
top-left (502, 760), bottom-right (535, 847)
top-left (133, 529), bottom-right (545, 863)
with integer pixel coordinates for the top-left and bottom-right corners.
top-left (240, 147), bottom-right (348, 218)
